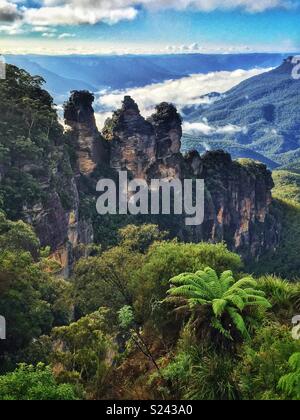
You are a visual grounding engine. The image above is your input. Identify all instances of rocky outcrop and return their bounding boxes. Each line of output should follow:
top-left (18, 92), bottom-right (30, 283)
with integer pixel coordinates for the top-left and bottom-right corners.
top-left (99, 96), bottom-right (278, 259)
top-left (103, 96), bottom-right (157, 177)
top-left (64, 91), bottom-right (109, 176)
top-left (1, 65), bottom-right (278, 277)
top-left (148, 102), bottom-right (182, 159)
top-left (190, 151), bottom-right (278, 259)
top-left (22, 146), bottom-right (93, 277)
top-left (61, 91), bottom-right (278, 261)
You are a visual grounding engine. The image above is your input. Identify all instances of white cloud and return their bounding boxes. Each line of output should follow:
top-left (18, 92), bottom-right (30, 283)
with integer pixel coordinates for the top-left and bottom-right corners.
top-left (95, 67), bottom-right (270, 129)
top-left (1, 0), bottom-right (297, 30)
top-left (0, 21), bottom-right (23, 34)
top-left (183, 121), bottom-right (248, 136)
top-left (166, 43), bottom-right (203, 53)
top-left (23, 5), bottom-right (138, 26)
top-left (42, 31), bottom-right (56, 37)
top-left (142, 0), bottom-right (295, 13)
top-left (58, 32), bottom-right (76, 38)
top-left (31, 26), bottom-right (57, 33)
top-left (0, 0), bottom-right (21, 22)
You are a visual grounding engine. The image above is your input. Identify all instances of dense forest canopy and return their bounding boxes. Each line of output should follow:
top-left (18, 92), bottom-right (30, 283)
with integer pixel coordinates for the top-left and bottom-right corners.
top-left (0, 65), bottom-right (300, 400)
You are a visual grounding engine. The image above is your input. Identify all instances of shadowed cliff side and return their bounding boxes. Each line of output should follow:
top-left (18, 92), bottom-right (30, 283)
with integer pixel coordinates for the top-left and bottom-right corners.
top-left (0, 68), bottom-right (95, 276)
top-left (64, 90), bottom-right (109, 176)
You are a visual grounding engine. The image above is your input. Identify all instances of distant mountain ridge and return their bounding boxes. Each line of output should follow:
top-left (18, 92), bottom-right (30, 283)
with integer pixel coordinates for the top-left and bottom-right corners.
top-left (183, 57), bottom-right (300, 167)
top-left (5, 53), bottom-right (288, 103)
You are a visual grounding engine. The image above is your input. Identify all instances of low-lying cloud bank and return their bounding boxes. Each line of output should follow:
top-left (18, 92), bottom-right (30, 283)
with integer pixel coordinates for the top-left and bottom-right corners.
top-left (183, 121), bottom-right (248, 136)
top-left (95, 67), bottom-right (270, 129)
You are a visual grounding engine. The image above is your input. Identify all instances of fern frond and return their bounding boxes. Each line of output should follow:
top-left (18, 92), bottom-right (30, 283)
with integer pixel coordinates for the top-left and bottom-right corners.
top-left (226, 294), bottom-right (246, 311)
top-left (227, 307), bottom-right (250, 340)
top-left (228, 277), bottom-right (257, 292)
top-left (212, 299), bottom-right (227, 317)
top-left (204, 267), bottom-right (219, 282)
top-left (220, 270), bottom-right (235, 292)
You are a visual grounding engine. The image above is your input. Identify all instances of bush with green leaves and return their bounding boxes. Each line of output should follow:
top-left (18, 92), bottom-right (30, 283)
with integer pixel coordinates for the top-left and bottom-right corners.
top-left (278, 353), bottom-right (300, 400)
top-left (0, 364), bottom-right (78, 400)
top-left (153, 326), bottom-right (239, 401)
top-left (0, 214), bottom-right (72, 371)
top-left (73, 246), bottom-right (142, 318)
top-left (133, 241), bottom-right (243, 323)
top-left (118, 224), bottom-right (167, 254)
top-left (235, 323), bottom-right (300, 400)
top-left (258, 276), bottom-right (300, 322)
top-left (51, 309), bottom-right (113, 399)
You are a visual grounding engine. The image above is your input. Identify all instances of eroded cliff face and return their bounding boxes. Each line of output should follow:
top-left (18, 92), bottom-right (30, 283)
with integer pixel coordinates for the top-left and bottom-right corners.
top-left (61, 91), bottom-right (278, 260)
top-left (21, 139), bottom-right (94, 277)
top-left (194, 151), bottom-right (277, 259)
top-left (103, 96), bottom-right (157, 177)
top-left (0, 86), bottom-right (97, 276)
top-left (99, 95), bottom-right (278, 259)
top-left (64, 91), bottom-right (109, 176)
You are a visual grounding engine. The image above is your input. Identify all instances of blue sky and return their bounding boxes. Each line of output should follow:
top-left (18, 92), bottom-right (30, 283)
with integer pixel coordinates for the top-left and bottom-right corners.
top-left (0, 0), bottom-right (300, 54)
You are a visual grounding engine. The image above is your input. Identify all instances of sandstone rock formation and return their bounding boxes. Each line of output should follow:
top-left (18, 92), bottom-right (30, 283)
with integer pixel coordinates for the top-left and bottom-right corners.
top-left (99, 95), bottom-right (278, 259)
top-left (103, 96), bottom-right (156, 177)
top-left (0, 66), bottom-right (279, 277)
top-left (64, 90), bottom-right (109, 176)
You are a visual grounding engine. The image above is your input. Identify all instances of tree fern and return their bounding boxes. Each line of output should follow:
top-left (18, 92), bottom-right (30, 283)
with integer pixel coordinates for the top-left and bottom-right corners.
top-left (166, 267), bottom-right (272, 341)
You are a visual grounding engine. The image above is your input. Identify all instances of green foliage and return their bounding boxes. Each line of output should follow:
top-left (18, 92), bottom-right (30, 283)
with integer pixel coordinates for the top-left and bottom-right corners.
top-left (252, 197), bottom-right (300, 278)
top-left (258, 276), bottom-right (300, 322)
top-left (73, 246), bottom-right (141, 318)
top-left (166, 267), bottom-right (271, 341)
top-left (0, 211), bottom-right (40, 258)
top-left (51, 309), bottom-right (113, 398)
top-left (118, 224), bottom-right (167, 253)
top-left (0, 213), bottom-right (72, 370)
top-left (118, 306), bottom-right (135, 330)
top-left (184, 348), bottom-right (238, 400)
top-left (235, 323), bottom-right (300, 400)
top-left (0, 363), bottom-right (78, 400)
top-left (278, 353), bottom-right (300, 399)
top-left (155, 327), bottom-right (239, 400)
top-left (0, 65), bottom-right (67, 220)
top-left (251, 169), bottom-right (300, 278)
top-left (272, 170), bottom-right (300, 203)
top-left (133, 241), bottom-right (242, 322)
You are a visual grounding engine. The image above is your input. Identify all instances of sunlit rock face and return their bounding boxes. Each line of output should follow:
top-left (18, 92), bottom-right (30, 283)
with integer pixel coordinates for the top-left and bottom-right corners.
top-left (102, 96), bottom-right (157, 177)
top-left (67, 93), bottom-right (279, 260)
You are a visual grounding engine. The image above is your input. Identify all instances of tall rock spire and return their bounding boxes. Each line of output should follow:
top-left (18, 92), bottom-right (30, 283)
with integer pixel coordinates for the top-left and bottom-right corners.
top-left (149, 102), bottom-right (182, 159)
top-left (103, 96), bottom-right (157, 177)
top-left (64, 90), bottom-right (109, 176)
